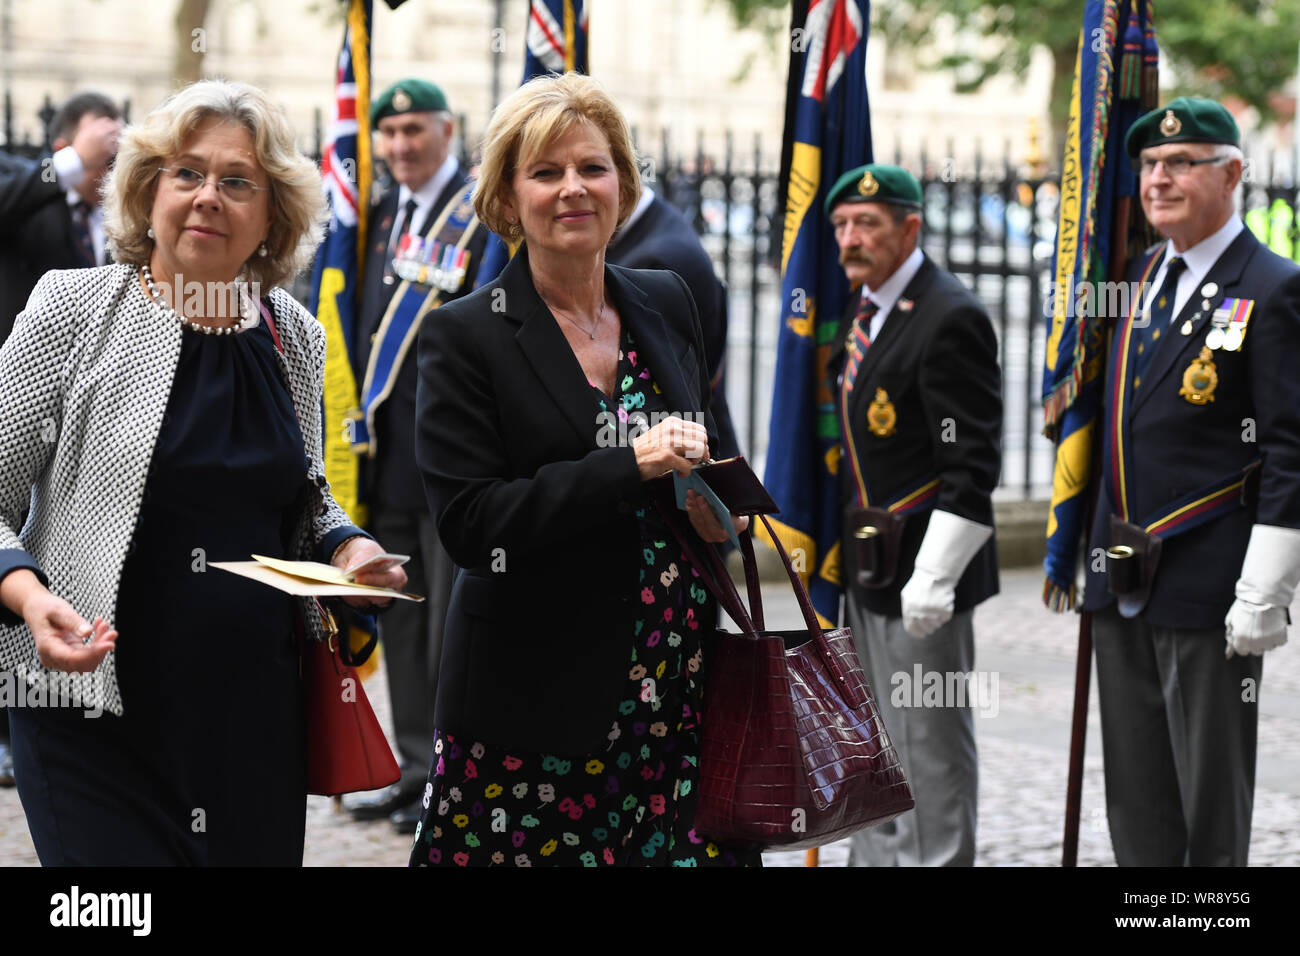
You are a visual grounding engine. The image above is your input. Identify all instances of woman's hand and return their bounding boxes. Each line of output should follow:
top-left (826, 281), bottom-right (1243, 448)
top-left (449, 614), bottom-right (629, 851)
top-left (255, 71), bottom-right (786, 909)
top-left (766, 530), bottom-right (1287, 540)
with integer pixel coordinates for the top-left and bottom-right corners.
top-left (26, 592), bottom-right (118, 673)
top-left (685, 489), bottom-right (750, 544)
top-left (332, 536), bottom-right (409, 610)
top-left (632, 415), bottom-right (709, 480)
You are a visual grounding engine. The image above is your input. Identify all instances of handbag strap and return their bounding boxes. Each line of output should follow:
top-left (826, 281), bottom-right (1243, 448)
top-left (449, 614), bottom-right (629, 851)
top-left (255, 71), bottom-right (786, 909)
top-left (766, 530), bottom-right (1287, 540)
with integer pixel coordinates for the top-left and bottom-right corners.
top-left (653, 499), bottom-right (759, 635)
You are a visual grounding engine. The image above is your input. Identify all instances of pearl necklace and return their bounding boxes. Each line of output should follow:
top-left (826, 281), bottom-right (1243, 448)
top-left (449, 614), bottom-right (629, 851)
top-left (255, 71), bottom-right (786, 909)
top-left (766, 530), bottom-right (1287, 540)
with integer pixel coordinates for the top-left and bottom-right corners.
top-left (141, 264), bottom-right (252, 336)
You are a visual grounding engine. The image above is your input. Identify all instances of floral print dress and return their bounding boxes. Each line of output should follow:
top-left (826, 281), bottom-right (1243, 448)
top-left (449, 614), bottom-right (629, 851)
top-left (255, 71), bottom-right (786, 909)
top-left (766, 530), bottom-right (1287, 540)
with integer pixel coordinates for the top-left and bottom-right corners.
top-left (408, 327), bottom-right (760, 868)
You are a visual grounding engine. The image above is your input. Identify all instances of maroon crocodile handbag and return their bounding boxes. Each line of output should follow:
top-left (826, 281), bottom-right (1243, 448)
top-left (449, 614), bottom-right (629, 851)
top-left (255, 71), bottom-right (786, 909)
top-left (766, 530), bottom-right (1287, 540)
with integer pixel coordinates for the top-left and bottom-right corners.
top-left (663, 510), bottom-right (915, 850)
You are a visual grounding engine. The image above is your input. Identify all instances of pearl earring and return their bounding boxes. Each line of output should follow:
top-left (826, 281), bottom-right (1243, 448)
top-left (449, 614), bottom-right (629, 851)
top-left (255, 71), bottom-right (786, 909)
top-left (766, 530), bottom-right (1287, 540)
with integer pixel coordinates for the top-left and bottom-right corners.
top-left (147, 227), bottom-right (156, 239)
top-left (257, 242), bottom-right (268, 257)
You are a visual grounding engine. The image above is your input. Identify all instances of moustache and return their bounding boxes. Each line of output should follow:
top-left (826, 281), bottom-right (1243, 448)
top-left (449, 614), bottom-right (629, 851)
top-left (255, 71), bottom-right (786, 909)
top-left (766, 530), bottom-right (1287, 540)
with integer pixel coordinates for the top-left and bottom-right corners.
top-left (840, 249), bottom-right (873, 266)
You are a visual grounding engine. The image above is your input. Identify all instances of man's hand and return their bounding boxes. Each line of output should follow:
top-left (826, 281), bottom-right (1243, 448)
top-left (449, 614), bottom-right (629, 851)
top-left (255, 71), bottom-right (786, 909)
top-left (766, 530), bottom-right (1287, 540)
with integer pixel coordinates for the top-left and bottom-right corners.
top-left (1227, 524), bottom-right (1300, 657)
top-left (1224, 599), bottom-right (1288, 657)
top-left (70, 115), bottom-right (122, 179)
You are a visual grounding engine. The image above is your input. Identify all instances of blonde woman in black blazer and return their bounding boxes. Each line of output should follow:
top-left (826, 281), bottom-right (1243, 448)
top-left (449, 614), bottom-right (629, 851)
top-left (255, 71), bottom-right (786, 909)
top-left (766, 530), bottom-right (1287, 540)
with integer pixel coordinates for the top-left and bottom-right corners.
top-left (410, 72), bottom-right (755, 867)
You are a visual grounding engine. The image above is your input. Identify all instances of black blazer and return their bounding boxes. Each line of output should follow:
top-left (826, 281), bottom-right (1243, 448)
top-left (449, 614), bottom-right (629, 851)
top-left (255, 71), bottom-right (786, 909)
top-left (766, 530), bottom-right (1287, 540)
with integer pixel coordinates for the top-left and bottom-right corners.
top-left (607, 194), bottom-right (740, 458)
top-left (0, 151), bottom-right (84, 343)
top-left (354, 165), bottom-right (487, 511)
top-left (827, 254), bottom-right (1003, 617)
top-left (1084, 228), bottom-right (1300, 628)
top-left (414, 244), bottom-right (720, 754)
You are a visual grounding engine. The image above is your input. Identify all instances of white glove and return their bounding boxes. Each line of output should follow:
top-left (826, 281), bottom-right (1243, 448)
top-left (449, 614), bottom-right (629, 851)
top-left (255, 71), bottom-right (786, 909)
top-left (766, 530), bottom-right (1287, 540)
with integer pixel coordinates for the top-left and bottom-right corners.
top-left (900, 510), bottom-right (993, 639)
top-left (1225, 524), bottom-right (1300, 657)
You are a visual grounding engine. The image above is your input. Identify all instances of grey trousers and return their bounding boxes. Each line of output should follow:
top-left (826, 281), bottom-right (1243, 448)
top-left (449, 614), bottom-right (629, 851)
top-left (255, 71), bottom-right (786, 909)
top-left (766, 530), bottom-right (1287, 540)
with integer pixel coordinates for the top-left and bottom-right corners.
top-left (370, 508), bottom-right (456, 791)
top-left (1092, 606), bottom-right (1262, 866)
top-left (845, 601), bottom-right (978, 866)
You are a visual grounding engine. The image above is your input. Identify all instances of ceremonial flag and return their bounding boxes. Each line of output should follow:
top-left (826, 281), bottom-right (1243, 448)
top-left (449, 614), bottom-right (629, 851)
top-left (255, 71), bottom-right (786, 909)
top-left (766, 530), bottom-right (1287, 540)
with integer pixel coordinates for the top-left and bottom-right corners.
top-left (476, 0), bottom-right (590, 286)
top-left (756, 0), bottom-right (871, 627)
top-left (308, 0), bottom-right (373, 526)
top-left (1041, 0), bottom-right (1157, 609)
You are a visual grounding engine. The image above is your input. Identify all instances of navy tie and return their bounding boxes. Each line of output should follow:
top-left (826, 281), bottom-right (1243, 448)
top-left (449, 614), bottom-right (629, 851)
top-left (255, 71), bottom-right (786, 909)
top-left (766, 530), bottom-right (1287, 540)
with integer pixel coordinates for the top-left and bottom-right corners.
top-left (1133, 255), bottom-right (1186, 387)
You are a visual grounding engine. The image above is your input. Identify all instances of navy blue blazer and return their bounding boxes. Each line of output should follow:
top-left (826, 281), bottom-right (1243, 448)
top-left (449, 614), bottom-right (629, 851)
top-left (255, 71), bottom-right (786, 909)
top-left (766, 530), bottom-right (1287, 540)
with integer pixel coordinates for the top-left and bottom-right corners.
top-left (414, 244), bottom-right (720, 754)
top-left (1084, 226), bottom-right (1300, 629)
top-left (827, 255), bottom-right (1003, 618)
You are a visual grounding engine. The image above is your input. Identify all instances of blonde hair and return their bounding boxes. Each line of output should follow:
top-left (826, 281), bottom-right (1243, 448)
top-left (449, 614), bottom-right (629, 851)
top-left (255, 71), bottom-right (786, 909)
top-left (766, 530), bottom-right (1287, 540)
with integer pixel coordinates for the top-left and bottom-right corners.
top-left (103, 78), bottom-right (326, 289)
top-left (474, 72), bottom-right (641, 242)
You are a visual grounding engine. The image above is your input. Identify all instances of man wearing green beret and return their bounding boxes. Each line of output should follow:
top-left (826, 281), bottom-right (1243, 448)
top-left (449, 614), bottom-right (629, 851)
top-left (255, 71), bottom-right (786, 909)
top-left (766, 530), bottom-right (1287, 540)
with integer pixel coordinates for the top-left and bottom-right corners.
top-left (826, 163), bottom-right (1002, 866)
top-left (1083, 97), bottom-right (1300, 865)
top-left (347, 78), bottom-right (486, 832)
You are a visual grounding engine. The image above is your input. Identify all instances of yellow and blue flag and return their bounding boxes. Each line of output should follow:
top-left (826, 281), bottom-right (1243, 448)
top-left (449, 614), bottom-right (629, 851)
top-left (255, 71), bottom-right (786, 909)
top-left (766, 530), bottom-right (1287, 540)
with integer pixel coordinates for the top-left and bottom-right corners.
top-left (476, 0), bottom-right (590, 286)
top-left (1042, 0), bottom-right (1157, 609)
top-left (756, 0), bottom-right (871, 627)
top-left (308, 0), bottom-right (373, 526)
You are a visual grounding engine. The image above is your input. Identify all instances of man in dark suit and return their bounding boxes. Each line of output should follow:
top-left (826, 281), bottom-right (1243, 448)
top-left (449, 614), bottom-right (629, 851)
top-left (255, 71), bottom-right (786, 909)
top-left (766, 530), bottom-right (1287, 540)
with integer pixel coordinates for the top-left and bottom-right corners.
top-left (606, 186), bottom-right (740, 458)
top-left (345, 78), bottom-right (486, 832)
top-left (826, 164), bottom-right (1002, 866)
top-left (0, 91), bottom-right (120, 340)
top-left (1083, 98), bottom-right (1300, 866)
top-left (0, 90), bottom-right (119, 788)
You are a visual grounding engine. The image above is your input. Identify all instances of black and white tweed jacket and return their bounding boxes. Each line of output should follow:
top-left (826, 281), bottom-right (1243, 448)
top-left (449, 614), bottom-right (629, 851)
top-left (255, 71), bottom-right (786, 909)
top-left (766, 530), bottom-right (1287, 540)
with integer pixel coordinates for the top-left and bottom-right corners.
top-left (0, 263), bottom-right (359, 716)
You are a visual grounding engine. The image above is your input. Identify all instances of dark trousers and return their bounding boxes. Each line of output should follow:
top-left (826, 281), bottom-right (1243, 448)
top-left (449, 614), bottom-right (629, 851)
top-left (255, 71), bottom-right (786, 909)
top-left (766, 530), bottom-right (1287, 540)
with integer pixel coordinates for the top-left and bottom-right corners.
top-left (1092, 606), bottom-right (1261, 866)
top-left (369, 508), bottom-right (455, 791)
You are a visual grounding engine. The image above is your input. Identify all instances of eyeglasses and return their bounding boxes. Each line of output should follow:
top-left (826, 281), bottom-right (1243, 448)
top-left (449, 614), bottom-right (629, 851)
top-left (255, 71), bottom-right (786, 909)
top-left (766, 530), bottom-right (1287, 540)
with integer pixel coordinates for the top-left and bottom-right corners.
top-left (156, 165), bottom-right (269, 202)
top-left (1138, 155), bottom-right (1229, 177)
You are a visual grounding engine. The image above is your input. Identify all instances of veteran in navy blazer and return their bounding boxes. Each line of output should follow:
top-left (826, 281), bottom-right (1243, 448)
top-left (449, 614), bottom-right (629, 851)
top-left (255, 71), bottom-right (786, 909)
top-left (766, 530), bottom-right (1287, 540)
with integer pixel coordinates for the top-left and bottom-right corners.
top-left (408, 73), bottom-right (759, 868)
top-left (824, 164), bottom-right (1002, 868)
top-left (1083, 98), bottom-right (1300, 866)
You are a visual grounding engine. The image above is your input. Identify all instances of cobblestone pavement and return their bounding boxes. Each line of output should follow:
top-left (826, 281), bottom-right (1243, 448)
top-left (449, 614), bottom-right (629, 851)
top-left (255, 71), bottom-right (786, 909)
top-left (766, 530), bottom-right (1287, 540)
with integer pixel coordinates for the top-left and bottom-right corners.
top-left (2, 566), bottom-right (1296, 867)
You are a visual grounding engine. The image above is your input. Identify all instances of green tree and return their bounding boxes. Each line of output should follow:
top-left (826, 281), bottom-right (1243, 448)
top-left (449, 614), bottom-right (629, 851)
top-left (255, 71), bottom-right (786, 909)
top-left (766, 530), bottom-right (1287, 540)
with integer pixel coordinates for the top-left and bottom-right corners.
top-left (715, 0), bottom-right (1300, 151)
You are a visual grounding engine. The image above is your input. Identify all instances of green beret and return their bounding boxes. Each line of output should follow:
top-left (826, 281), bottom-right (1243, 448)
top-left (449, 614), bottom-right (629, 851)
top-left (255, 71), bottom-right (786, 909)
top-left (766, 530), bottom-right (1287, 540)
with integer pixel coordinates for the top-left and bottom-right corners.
top-left (1125, 96), bottom-right (1240, 158)
top-left (824, 163), bottom-right (923, 215)
top-left (370, 79), bottom-right (449, 125)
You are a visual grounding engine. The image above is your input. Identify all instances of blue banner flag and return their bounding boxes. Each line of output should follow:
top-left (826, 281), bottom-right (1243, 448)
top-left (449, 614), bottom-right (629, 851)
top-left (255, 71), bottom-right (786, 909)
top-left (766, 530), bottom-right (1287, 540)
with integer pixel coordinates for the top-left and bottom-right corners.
top-left (307, 0), bottom-right (372, 525)
top-left (476, 0), bottom-right (590, 286)
top-left (755, 0), bottom-right (871, 627)
top-left (1041, 0), bottom-right (1157, 610)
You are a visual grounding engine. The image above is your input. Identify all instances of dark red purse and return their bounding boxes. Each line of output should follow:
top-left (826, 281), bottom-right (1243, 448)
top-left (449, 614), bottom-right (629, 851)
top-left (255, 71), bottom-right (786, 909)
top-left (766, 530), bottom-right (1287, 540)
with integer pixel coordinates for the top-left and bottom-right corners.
top-left (302, 603), bottom-right (402, 797)
top-left (662, 509), bottom-right (915, 849)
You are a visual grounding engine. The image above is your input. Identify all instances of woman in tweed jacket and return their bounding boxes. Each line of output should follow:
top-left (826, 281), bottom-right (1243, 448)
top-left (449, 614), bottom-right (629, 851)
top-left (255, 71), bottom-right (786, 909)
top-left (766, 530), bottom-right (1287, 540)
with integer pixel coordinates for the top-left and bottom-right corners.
top-left (0, 80), bottom-right (405, 865)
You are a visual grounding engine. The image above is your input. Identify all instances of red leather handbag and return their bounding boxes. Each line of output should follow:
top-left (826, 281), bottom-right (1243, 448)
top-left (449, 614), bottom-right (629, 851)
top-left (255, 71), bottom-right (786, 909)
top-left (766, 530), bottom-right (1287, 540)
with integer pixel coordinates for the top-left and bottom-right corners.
top-left (665, 511), bottom-right (915, 849)
top-left (303, 604), bottom-right (402, 797)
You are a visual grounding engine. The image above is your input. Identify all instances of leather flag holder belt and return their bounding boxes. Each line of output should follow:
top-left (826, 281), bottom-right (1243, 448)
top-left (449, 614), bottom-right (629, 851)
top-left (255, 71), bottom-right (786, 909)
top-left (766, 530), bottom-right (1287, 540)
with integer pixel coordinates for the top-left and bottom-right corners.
top-left (1105, 516), bottom-right (1163, 618)
top-left (1105, 461), bottom-right (1261, 618)
top-left (845, 506), bottom-right (905, 591)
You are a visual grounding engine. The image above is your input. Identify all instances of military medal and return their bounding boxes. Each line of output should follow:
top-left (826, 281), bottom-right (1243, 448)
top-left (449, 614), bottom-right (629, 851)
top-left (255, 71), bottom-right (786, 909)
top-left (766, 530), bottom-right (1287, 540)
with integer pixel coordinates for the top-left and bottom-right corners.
top-left (1223, 328), bottom-right (1243, 351)
top-left (867, 388), bottom-right (897, 437)
top-left (1179, 347), bottom-right (1219, 405)
top-left (1205, 327), bottom-right (1225, 350)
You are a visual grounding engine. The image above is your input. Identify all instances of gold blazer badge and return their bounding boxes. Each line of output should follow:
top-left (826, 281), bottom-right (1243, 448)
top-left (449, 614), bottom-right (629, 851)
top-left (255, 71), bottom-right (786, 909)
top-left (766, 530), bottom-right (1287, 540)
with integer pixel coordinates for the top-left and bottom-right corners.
top-left (1179, 347), bottom-right (1219, 405)
top-left (868, 388), bottom-right (897, 436)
